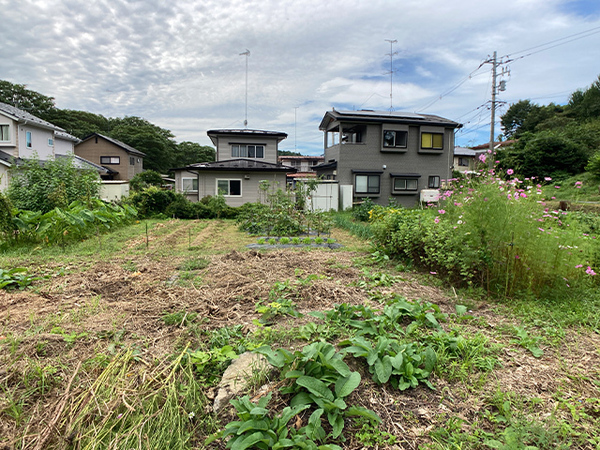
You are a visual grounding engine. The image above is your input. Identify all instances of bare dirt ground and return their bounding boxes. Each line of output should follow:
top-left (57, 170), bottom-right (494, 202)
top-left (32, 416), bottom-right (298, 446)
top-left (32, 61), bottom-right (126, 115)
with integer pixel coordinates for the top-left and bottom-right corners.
top-left (1, 219), bottom-right (599, 449)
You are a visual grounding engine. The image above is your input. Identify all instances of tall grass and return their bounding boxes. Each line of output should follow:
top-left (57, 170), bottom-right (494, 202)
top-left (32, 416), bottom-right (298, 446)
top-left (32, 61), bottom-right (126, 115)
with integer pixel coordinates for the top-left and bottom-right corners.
top-left (369, 173), bottom-right (599, 298)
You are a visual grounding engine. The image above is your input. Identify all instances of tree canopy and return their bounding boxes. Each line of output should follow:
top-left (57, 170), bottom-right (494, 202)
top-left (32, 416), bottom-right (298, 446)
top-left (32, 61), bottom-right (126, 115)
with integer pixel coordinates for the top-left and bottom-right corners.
top-left (0, 79), bottom-right (215, 174)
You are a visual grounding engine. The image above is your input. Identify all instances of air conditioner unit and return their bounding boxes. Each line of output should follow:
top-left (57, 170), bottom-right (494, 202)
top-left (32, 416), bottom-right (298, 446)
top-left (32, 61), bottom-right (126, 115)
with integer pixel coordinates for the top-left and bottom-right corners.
top-left (420, 189), bottom-right (440, 203)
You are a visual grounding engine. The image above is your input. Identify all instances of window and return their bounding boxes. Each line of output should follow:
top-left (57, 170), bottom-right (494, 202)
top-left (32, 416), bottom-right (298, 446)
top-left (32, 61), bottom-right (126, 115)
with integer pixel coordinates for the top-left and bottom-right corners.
top-left (393, 178), bottom-right (418, 191)
top-left (0, 125), bottom-right (8, 142)
top-left (355, 174), bottom-right (380, 194)
top-left (182, 178), bottom-right (198, 192)
top-left (217, 179), bottom-right (242, 196)
top-left (48, 138), bottom-right (54, 146)
top-left (130, 157), bottom-right (135, 165)
top-left (383, 130), bottom-right (407, 148)
top-left (341, 125), bottom-right (365, 144)
top-left (458, 157), bottom-right (469, 167)
top-left (100, 156), bottom-right (120, 164)
top-left (26, 131), bottom-right (32, 148)
top-left (421, 132), bottom-right (443, 149)
top-left (231, 144), bottom-right (264, 158)
top-left (428, 176), bottom-right (440, 189)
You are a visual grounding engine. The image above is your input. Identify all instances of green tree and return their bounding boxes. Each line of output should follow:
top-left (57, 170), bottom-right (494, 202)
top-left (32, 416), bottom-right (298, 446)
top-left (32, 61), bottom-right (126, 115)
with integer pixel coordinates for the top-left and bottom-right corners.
top-left (567, 75), bottom-right (600, 121)
top-left (278, 150), bottom-right (303, 156)
top-left (129, 170), bottom-right (164, 191)
top-left (108, 117), bottom-right (177, 173)
top-left (173, 141), bottom-right (215, 167)
top-left (501, 100), bottom-right (563, 139)
top-left (497, 131), bottom-right (588, 179)
top-left (7, 154), bottom-right (100, 213)
top-left (43, 109), bottom-right (111, 139)
top-left (0, 80), bottom-right (56, 119)
top-left (586, 152), bottom-right (600, 178)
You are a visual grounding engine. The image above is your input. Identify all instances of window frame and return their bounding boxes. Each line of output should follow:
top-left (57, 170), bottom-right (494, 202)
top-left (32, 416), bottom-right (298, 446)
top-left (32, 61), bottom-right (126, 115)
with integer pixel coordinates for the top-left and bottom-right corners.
top-left (48, 138), bottom-right (54, 147)
top-left (26, 131), bottom-right (32, 148)
top-left (0, 125), bottom-right (9, 142)
top-left (458, 157), bottom-right (469, 167)
top-left (382, 130), bottom-right (408, 148)
top-left (100, 156), bottom-right (120, 165)
top-left (182, 177), bottom-right (198, 192)
top-left (355, 174), bottom-right (380, 195)
top-left (231, 144), bottom-right (265, 159)
top-left (421, 132), bottom-right (444, 150)
top-left (216, 178), bottom-right (242, 197)
top-left (428, 176), bottom-right (441, 189)
top-left (392, 177), bottom-right (419, 192)
top-left (130, 156), bottom-right (135, 166)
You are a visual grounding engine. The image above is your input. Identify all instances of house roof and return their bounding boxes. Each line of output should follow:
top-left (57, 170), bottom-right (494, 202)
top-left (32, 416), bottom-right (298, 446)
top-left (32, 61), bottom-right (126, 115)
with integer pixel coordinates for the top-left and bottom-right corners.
top-left (55, 154), bottom-right (109, 174)
top-left (319, 109), bottom-right (462, 130)
top-left (0, 101), bottom-right (65, 132)
top-left (78, 133), bottom-right (147, 157)
top-left (207, 128), bottom-right (288, 146)
top-left (313, 161), bottom-right (337, 171)
top-left (176, 158), bottom-right (296, 173)
top-left (0, 150), bottom-right (15, 167)
top-left (278, 155), bottom-right (324, 160)
top-left (55, 130), bottom-right (80, 143)
top-left (453, 147), bottom-right (477, 156)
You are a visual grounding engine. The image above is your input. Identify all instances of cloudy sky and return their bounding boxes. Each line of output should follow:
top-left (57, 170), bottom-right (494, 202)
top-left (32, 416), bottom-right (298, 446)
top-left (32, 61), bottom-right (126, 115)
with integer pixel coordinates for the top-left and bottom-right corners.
top-left (2, 0), bottom-right (600, 155)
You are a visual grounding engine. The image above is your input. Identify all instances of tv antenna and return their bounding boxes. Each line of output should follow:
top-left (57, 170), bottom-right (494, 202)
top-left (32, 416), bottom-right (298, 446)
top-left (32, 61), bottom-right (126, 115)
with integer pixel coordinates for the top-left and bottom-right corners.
top-left (239, 49), bottom-right (250, 127)
top-left (385, 39), bottom-right (397, 111)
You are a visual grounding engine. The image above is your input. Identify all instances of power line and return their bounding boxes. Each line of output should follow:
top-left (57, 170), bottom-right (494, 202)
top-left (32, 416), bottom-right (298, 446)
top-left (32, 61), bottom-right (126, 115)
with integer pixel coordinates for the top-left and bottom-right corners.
top-left (503, 25), bottom-right (600, 61)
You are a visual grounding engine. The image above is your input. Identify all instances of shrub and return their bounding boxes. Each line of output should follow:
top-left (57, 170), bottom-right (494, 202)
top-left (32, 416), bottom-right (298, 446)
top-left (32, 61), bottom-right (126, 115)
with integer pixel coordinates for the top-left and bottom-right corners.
top-left (370, 174), bottom-right (598, 297)
top-left (128, 186), bottom-right (180, 218)
top-left (352, 197), bottom-right (375, 222)
top-left (7, 154), bottom-right (100, 213)
top-left (129, 170), bottom-right (164, 191)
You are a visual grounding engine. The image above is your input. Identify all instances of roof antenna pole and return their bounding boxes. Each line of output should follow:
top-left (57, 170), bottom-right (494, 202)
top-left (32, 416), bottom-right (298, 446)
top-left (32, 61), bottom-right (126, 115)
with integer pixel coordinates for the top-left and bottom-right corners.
top-left (240, 49), bottom-right (250, 128)
top-left (385, 39), bottom-right (397, 112)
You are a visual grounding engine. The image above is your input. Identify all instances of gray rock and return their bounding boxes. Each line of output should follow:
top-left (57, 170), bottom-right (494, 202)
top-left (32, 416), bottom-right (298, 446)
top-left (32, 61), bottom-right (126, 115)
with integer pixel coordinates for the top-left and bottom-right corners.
top-left (213, 352), bottom-right (272, 413)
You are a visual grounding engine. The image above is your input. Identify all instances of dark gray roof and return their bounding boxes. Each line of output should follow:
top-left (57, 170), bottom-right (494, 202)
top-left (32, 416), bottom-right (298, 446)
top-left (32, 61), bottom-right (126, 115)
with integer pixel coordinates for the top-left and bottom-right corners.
top-left (177, 158), bottom-right (295, 172)
top-left (55, 130), bottom-right (80, 142)
top-left (207, 128), bottom-right (288, 138)
top-left (313, 161), bottom-right (337, 171)
top-left (0, 150), bottom-right (16, 166)
top-left (0, 101), bottom-right (65, 131)
top-left (320, 109), bottom-right (462, 129)
top-left (78, 133), bottom-right (146, 157)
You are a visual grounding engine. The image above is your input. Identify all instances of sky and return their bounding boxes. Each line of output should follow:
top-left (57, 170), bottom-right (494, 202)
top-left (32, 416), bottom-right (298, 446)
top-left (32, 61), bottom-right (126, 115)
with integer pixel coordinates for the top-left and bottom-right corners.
top-left (2, 0), bottom-right (600, 156)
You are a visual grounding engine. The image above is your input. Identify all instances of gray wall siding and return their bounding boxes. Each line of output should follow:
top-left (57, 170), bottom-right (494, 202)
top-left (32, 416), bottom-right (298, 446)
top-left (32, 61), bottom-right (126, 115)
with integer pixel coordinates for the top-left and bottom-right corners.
top-left (324, 122), bottom-right (453, 207)
top-left (215, 135), bottom-right (279, 164)
top-left (174, 169), bottom-right (288, 207)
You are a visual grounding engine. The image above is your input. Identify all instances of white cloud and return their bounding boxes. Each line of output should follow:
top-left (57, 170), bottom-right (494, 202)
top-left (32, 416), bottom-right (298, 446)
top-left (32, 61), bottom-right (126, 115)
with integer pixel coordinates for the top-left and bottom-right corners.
top-left (1, 0), bottom-right (599, 154)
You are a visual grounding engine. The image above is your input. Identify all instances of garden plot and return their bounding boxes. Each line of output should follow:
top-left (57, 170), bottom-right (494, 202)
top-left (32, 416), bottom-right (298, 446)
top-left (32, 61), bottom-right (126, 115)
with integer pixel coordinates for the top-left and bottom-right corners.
top-left (0, 219), bottom-right (599, 449)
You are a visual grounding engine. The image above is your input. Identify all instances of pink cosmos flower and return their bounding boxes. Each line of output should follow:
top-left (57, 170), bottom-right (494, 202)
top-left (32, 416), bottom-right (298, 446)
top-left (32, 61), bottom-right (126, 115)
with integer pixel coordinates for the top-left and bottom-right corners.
top-left (575, 264), bottom-right (583, 268)
top-left (506, 169), bottom-right (514, 175)
top-left (586, 266), bottom-right (597, 276)
top-left (438, 209), bottom-right (446, 214)
top-left (545, 177), bottom-right (552, 181)
top-left (434, 217), bottom-right (440, 224)
top-left (478, 154), bottom-right (487, 163)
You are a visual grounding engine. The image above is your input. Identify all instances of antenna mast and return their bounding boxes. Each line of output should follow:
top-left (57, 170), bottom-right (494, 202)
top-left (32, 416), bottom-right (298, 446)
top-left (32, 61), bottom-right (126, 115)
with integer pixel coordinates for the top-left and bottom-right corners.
top-left (239, 49), bottom-right (250, 128)
top-left (385, 39), bottom-right (397, 111)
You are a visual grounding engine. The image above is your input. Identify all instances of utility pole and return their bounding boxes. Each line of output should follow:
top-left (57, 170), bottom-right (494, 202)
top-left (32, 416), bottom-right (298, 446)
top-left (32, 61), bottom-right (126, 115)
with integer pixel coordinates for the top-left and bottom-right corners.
top-left (385, 39), bottom-right (397, 111)
top-left (239, 49), bottom-right (250, 128)
top-left (488, 51), bottom-right (497, 168)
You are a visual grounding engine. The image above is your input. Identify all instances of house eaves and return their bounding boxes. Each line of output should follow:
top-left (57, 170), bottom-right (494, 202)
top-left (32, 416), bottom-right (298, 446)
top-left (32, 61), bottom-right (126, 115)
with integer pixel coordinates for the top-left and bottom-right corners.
top-left (78, 133), bottom-right (147, 157)
top-left (175, 158), bottom-right (296, 173)
top-left (319, 109), bottom-right (462, 130)
top-left (0, 101), bottom-right (65, 132)
top-left (207, 129), bottom-right (288, 146)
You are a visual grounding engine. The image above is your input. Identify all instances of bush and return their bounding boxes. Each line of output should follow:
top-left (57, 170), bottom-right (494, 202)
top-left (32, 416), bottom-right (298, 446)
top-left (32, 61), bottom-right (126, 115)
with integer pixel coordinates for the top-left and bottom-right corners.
top-left (586, 152), bottom-right (600, 178)
top-left (7, 154), bottom-right (100, 213)
top-left (370, 174), bottom-right (599, 298)
top-left (128, 186), bottom-right (180, 218)
top-left (129, 170), bottom-right (164, 192)
top-left (352, 198), bottom-right (375, 222)
top-left (0, 192), bottom-right (15, 238)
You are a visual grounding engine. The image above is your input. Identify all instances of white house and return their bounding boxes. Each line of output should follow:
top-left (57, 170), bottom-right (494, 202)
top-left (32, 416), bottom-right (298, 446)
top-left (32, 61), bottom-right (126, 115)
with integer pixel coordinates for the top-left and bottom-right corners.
top-left (0, 102), bottom-right (106, 189)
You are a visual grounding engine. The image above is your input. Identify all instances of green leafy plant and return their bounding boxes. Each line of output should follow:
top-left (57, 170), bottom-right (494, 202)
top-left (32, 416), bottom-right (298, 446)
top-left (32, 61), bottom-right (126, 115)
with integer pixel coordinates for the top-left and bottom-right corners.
top-left (187, 345), bottom-right (238, 384)
top-left (256, 280), bottom-right (303, 324)
top-left (268, 238), bottom-right (277, 245)
top-left (206, 393), bottom-right (342, 450)
top-left (280, 237), bottom-right (291, 244)
top-left (161, 310), bottom-right (198, 326)
top-left (341, 336), bottom-right (437, 390)
top-left (255, 342), bottom-right (381, 440)
top-left (0, 268), bottom-right (44, 290)
top-left (292, 237), bottom-right (301, 245)
top-left (511, 326), bottom-right (544, 358)
top-left (257, 237), bottom-right (266, 244)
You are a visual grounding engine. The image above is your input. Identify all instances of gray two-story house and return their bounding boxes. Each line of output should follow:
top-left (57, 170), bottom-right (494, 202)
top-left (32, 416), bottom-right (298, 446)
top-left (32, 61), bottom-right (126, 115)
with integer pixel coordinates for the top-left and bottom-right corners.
top-left (172, 129), bottom-right (296, 206)
top-left (315, 109), bottom-right (461, 207)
